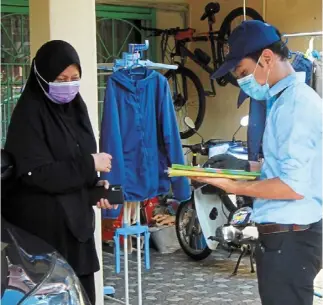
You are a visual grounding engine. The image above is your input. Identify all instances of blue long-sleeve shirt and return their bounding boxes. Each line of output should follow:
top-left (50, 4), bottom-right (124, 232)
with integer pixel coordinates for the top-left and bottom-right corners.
top-left (252, 72), bottom-right (322, 225)
top-left (237, 52), bottom-right (313, 160)
top-left (100, 69), bottom-right (190, 202)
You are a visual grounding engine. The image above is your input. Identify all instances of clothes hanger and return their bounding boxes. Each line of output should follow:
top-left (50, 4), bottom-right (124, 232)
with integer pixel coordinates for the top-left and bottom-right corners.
top-left (128, 60), bottom-right (146, 76)
top-left (97, 40), bottom-right (178, 73)
top-left (305, 37), bottom-right (315, 62)
top-left (287, 36), bottom-right (317, 61)
top-left (127, 42), bottom-right (148, 76)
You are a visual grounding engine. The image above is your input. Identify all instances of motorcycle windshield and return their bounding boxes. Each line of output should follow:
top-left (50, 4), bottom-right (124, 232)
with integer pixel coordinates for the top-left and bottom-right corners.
top-left (1, 218), bottom-right (90, 305)
top-left (21, 254), bottom-right (91, 305)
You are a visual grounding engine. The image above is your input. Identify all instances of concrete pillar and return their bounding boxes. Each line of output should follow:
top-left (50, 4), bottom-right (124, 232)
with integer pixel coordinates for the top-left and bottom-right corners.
top-left (29, 1), bottom-right (103, 304)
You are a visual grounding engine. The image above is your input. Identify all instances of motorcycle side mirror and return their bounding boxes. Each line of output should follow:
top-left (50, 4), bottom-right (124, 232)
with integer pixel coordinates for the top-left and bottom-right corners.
top-left (183, 117), bottom-right (204, 144)
top-left (240, 115), bottom-right (249, 127)
top-left (184, 117), bottom-right (196, 130)
top-left (232, 115), bottom-right (249, 141)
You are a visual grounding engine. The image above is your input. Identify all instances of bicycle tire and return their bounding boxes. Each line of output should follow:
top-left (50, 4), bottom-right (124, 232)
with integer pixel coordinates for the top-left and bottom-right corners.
top-left (175, 199), bottom-right (212, 261)
top-left (216, 7), bottom-right (265, 87)
top-left (165, 66), bottom-right (206, 139)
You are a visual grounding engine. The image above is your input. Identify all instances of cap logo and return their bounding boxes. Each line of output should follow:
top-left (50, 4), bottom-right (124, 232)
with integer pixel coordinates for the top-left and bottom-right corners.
top-left (224, 43), bottom-right (230, 57)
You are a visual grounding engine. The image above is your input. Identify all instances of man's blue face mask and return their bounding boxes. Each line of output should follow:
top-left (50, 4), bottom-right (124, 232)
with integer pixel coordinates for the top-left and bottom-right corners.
top-left (237, 56), bottom-right (271, 101)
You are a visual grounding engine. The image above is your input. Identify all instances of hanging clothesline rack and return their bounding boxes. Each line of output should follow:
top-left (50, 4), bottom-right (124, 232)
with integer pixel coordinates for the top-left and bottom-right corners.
top-left (97, 40), bottom-right (178, 73)
top-left (283, 31), bottom-right (323, 38)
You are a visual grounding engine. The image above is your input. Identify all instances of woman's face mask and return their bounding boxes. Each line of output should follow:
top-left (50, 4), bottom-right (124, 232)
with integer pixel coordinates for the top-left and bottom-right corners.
top-left (237, 56), bottom-right (271, 101)
top-left (47, 81), bottom-right (80, 104)
top-left (34, 64), bottom-right (80, 104)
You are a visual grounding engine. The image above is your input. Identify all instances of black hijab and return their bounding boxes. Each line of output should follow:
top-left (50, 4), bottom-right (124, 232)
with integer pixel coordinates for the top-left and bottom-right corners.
top-left (6, 40), bottom-right (96, 174)
top-left (4, 40), bottom-right (98, 242)
top-left (28, 40), bottom-right (82, 97)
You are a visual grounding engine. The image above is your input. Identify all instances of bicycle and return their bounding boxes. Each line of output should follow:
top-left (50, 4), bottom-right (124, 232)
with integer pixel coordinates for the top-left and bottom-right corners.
top-left (141, 2), bottom-right (264, 139)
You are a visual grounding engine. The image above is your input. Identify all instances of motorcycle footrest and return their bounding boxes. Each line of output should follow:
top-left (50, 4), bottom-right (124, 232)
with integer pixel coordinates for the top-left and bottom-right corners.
top-left (207, 235), bottom-right (220, 241)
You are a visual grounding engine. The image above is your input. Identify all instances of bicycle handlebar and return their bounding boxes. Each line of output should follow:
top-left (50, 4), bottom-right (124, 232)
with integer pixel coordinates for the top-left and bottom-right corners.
top-left (140, 25), bottom-right (192, 37)
top-left (192, 36), bottom-right (209, 42)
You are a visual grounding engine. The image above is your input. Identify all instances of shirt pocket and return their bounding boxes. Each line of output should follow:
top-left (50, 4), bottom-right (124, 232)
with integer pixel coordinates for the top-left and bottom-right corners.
top-left (256, 233), bottom-right (289, 283)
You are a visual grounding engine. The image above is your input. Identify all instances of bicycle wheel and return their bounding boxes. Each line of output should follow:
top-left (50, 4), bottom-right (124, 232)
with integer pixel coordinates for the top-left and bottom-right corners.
top-left (165, 66), bottom-right (206, 139)
top-left (175, 199), bottom-right (212, 261)
top-left (216, 7), bottom-right (265, 87)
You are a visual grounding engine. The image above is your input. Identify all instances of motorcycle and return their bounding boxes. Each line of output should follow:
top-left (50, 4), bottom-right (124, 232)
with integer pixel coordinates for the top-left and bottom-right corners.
top-left (1, 149), bottom-right (92, 305)
top-left (177, 120), bottom-right (323, 296)
top-left (176, 115), bottom-right (257, 273)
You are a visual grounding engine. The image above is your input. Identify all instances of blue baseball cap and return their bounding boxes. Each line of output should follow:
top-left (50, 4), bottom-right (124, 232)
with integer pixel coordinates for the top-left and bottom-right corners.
top-left (212, 20), bottom-right (281, 79)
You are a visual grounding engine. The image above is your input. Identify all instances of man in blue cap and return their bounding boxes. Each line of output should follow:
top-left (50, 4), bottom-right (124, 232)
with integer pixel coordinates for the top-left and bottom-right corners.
top-left (192, 20), bottom-right (322, 305)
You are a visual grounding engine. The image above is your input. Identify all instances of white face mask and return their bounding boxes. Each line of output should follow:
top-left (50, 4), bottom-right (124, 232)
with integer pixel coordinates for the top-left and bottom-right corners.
top-left (237, 56), bottom-right (271, 101)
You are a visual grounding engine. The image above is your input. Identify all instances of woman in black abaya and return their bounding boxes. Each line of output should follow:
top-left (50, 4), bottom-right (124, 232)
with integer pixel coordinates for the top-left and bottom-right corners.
top-left (2, 40), bottom-right (114, 305)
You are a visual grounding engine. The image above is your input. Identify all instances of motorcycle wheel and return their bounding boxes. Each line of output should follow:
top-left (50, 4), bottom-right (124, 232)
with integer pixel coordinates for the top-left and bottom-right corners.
top-left (175, 198), bottom-right (212, 261)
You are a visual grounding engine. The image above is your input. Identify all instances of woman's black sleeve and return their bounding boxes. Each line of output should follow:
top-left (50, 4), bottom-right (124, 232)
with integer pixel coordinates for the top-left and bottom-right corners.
top-left (5, 107), bottom-right (98, 194)
top-left (20, 153), bottom-right (97, 194)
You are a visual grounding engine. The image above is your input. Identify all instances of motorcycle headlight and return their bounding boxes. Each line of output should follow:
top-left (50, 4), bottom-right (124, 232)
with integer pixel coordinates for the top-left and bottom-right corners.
top-left (21, 253), bottom-right (91, 305)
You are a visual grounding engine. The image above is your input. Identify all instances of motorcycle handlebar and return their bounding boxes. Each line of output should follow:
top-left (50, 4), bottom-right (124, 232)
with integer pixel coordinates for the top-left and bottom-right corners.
top-left (182, 140), bottom-right (247, 154)
top-left (182, 143), bottom-right (206, 154)
top-left (182, 144), bottom-right (201, 150)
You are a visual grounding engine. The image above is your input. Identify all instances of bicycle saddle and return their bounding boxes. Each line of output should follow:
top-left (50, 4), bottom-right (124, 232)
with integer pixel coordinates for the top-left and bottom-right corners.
top-left (200, 2), bottom-right (221, 21)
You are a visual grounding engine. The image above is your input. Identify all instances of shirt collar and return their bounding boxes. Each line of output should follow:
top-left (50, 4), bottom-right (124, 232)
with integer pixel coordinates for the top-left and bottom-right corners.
top-left (268, 72), bottom-right (306, 98)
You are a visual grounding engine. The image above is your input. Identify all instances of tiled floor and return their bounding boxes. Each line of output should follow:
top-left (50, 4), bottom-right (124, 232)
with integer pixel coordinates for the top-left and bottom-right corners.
top-left (103, 245), bottom-right (323, 305)
top-left (103, 246), bottom-right (260, 305)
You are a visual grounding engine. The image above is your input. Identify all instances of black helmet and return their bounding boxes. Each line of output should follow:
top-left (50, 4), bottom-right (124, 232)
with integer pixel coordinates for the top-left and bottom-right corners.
top-left (1, 149), bottom-right (15, 181)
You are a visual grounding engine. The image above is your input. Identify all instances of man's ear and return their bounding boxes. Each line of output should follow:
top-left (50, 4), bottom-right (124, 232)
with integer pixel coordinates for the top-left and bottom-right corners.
top-left (262, 49), bottom-right (275, 68)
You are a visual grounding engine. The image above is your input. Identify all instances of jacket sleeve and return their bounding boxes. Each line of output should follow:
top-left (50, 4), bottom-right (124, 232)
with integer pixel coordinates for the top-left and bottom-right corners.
top-left (99, 78), bottom-right (126, 195)
top-left (5, 108), bottom-right (97, 194)
top-left (159, 80), bottom-right (191, 202)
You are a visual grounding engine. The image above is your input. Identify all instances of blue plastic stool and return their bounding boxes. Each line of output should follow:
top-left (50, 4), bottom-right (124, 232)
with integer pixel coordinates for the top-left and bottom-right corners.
top-left (113, 201), bottom-right (151, 305)
top-left (114, 224), bottom-right (150, 273)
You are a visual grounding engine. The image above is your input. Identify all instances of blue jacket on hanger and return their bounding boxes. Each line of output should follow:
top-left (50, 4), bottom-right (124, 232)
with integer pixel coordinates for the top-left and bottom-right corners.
top-left (100, 69), bottom-right (190, 202)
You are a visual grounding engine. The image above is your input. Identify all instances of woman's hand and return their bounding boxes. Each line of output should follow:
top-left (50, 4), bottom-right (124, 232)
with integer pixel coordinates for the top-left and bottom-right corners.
top-left (92, 153), bottom-right (112, 172)
top-left (96, 180), bottom-right (118, 210)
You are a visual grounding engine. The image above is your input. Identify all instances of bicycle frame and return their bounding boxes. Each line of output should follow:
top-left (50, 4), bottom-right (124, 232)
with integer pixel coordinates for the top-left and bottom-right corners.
top-left (169, 27), bottom-right (222, 97)
top-left (173, 42), bottom-right (214, 75)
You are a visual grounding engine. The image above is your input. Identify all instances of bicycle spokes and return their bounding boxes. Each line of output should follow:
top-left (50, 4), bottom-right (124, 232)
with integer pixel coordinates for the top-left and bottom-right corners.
top-left (168, 72), bottom-right (200, 135)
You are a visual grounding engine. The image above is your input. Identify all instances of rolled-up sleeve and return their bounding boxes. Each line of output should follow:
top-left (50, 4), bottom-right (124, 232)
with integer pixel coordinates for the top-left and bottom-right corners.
top-left (274, 90), bottom-right (322, 196)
